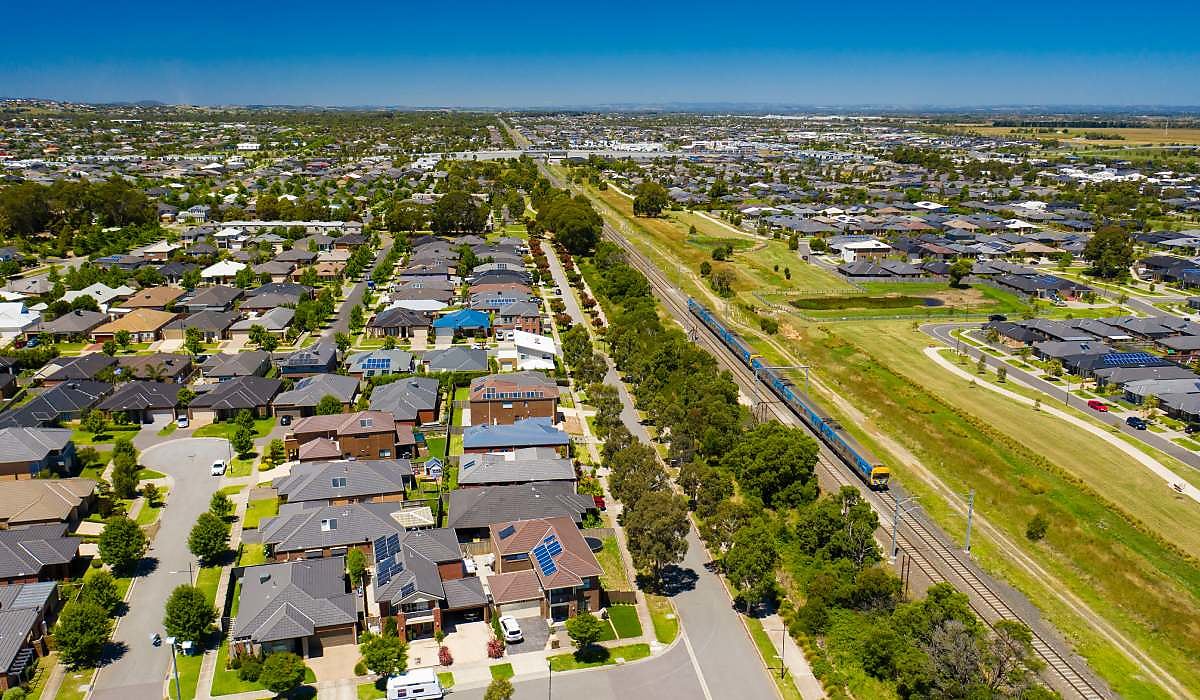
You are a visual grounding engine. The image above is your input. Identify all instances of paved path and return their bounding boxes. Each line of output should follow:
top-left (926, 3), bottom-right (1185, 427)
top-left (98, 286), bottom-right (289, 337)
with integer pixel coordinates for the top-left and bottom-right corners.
top-left (925, 344), bottom-right (1200, 503)
top-left (90, 438), bottom-right (231, 700)
top-left (925, 322), bottom-right (1200, 473)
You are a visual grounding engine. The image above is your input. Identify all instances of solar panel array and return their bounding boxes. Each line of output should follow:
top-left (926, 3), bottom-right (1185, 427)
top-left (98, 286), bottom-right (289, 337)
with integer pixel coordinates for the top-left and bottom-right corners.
top-left (374, 533), bottom-right (402, 563)
top-left (400, 582), bottom-right (417, 598)
top-left (363, 357), bottom-right (391, 370)
top-left (376, 555), bottom-right (407, 587)
top-left (1102, 352), bottom-right (1164, 367)
top-left (497, 525), bottom-right (516, 540)
top-left (532, 542), bottom-right (557, 577)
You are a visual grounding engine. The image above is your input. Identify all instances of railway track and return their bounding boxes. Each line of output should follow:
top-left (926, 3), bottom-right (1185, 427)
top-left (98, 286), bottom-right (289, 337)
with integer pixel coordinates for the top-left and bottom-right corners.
top-left (599, 224), bottom-right (1109, 700)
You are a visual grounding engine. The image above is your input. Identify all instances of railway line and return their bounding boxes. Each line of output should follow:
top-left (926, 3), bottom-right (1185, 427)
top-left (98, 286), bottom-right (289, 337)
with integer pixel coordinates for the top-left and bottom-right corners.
top-left (598, 223), bottom-right (1110, 700)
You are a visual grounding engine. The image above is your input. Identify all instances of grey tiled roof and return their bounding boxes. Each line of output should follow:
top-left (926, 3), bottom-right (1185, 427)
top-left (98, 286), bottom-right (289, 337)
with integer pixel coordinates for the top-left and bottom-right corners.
top-left (457, 450), bottom-right (575, 486)
top-left (0, 427), bottom-right (72, 464)
top-left (447, 482), bottom-right (594, 531)
top-left (374, 527), bottom-right (463, 606)
top-left (421, 347), bottom-right (487, 372)
top-left (0, 524), bottom-right (79, 580)
top-left (0, 609), bottom-right (39, 674)
top-left (98, 381), bottom-right (182, 411)
top-left (260, 502), bottom-right (402, 553)
top-left (272, 459), bottom-right (412, 504)
top-left (232, 557), bottom-right (356, 643)
top-left (190, 376), bottom-right (282, 410)
top-left (368, 377), bottom-right (438, 422)
top-left (272, 374), bottom-right (358, 409)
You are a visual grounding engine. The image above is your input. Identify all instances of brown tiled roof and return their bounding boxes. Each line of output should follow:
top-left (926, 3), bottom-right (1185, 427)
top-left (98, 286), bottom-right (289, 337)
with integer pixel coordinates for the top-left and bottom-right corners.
top-left (120, 286), bottom-right (185, 308)
top-left (487, 570), bottom-right (542, 604)
top-left (93, 308), bottom-right (176, 334)
top-left (0, 478), bottom-right (96, 525)
top-left (293, 411), bottom-right (397, 437)
top-left (298, 438), bottom-right (342, 461)
top-left (490, 516), bottom-right (601, 590)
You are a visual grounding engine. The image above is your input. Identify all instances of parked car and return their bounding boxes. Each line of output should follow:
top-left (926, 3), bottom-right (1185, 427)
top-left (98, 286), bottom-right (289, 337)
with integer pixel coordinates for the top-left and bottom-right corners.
top-left (1126, 416), bottom-right (1148, 430)
top-left (499, 615), bottom-right (523, 643)
top-left (1086, 400), bottom-right (1109, 412)
top-left (210, 460), bottom-right (227, 477)
top-left (1186, 424), bottom-right (1200, 435)
top-left (176, 415), bottom-right (189, 429)
top-left (592, 495), bottom-right (606, 510)
top-left (25, 337), bottom-right (39, 348)
top-left (280, 414), bottom-right (292, 426)
top-left (988, 314), bottom-right (1008, 322)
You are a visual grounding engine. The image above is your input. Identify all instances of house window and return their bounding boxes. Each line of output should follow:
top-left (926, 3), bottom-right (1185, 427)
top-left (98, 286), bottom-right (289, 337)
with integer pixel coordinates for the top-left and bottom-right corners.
top-left (321, 518), bottom-right (338, 531)
top-left (379, 449), bottom-right (392, 458)
top-left (331, 477), bottom-right (348, 488)
top-left (502, 402), bottom-right (512, 409)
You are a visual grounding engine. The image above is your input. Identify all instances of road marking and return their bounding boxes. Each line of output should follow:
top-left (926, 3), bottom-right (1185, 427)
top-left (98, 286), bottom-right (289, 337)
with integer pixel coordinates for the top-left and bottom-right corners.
top-left (679, 626), bottom-right (715, 700)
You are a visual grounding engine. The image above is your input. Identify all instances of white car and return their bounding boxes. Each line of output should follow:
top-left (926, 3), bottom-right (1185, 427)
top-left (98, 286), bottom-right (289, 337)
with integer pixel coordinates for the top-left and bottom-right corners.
top-left (176, 415), bottom-right (189, 429)
top-left (210, 460), bottom-right (227, 477)
top-left (499, 615), bottom-right (523, 643)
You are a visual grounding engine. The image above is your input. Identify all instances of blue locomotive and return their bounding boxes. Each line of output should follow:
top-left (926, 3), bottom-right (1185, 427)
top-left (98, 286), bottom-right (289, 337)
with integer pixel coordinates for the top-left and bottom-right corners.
top-left (688, 297), bottom-right (890, 489)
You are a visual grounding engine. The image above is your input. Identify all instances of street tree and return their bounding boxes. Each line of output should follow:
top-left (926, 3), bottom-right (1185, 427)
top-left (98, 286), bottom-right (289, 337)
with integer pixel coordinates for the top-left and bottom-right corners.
top-left (188, 511), bottom-right (230, 564)
top-left (98, 515), bottom-right (147, 573)
top-left (79, 569), bottom-right (121, 614)
top-left (209, 491), bottom-right (234, 520)
top-left (624, 491), bottom-right (689, 585)
top-left (360, 633), bottom-right (408, 677)
top-left (483, 678), bottom-right (514, 700)
top-left (723, 520), bottom-right (780, 611)
top-left (55, 601), bottom-right (113, 669)
top-left (81, 408), bottom-right (108, 438)
top-left (163, 584), bottom-right (217, 642)
top-left (231, 425), bottom-right (255, 457)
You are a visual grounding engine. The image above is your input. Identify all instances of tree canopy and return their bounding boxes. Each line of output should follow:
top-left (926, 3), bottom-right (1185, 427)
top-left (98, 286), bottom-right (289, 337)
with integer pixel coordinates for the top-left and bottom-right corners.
top-left (1083, 224), bottom-right (1134, 279)
top-left (632, 181), bottom-right (670, 217)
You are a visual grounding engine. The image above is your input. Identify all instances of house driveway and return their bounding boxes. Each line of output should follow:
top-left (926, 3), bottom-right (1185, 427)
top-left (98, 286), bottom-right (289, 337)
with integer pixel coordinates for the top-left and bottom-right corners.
top-left (307, 642), bottom-right (361, 682)
top-left (408, 619), bottom-right (491, 668)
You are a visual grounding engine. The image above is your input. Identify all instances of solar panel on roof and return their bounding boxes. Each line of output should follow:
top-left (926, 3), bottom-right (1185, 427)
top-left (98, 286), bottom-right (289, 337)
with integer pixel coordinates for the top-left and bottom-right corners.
top-left (378, 566), bottom-right (393, 587)
top-left (544, 534), bottom-right (562, 557)
top-left (498, 525), bottom-right (516, 540)
top-left (400, 582), bottom-right (416, 598)
top-left (1102, 352), bottom-right (1162, 367)
top-left (386, 534), bottom-right (401, 557)
top-left (374, 536), bottom-right (390, 562)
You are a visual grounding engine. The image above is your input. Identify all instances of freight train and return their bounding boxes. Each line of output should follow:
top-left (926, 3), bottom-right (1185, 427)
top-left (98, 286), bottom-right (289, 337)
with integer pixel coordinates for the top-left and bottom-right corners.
top-left (688, 297), bottom-right (890, 489)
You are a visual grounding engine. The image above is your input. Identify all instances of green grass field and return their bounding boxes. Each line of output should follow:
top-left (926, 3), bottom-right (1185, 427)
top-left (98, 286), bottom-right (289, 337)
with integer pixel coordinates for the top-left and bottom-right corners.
top-left (607, 604), bottom-right (642, 638)
top-left (646, 594), bottom-right (679, 644)
top-left (548, 643), bottom-right (651, 671)
top-left (194, 417), bottom-right (276, 440)
top-left (242, 497), bottom-right (278, 529)
top-left (596, 537), bottom-right (630, 590)
top-left (746, 616), bottom-right (804, 700)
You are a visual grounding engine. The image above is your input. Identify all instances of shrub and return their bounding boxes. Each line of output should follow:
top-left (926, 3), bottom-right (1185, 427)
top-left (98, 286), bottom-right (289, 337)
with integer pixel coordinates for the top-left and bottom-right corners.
top-left (1026, 513), bottom-right (1049, 541)
top-left (238, 657), bottom-right (262, 682)
top-left (487, 638), bottom-right (505, 659)
top-left (439, 645), bottom-right (453, 666)
top-left (353, 660), bottom-right (368, 677)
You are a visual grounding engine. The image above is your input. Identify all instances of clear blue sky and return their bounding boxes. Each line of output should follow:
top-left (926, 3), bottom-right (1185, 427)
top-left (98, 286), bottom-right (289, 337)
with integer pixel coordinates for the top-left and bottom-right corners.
top-left (4, 1), bottom-right (1198, 108)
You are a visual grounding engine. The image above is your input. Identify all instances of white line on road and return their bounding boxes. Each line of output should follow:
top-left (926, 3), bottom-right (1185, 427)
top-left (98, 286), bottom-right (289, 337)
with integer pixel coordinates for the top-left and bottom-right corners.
top-left (679, 627), bottom-right (715, 700)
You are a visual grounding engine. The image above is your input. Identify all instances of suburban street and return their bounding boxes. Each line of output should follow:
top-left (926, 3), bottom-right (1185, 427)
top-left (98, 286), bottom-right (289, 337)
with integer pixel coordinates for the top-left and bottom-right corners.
top-left (90, 438), bottom-right (231, 700)
top-left (452, 642), bottom-right (706, 700)
top-left (543, 239), bottom-right (777, 700)
top-left (323, 235), bottom-right (393, 340)
top-left (925, 321), bottom-right (1200, 473)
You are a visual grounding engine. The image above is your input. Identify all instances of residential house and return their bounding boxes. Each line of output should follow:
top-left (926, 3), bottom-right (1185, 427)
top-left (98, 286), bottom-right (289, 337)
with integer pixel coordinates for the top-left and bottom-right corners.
top-left (497, 331), bottom-right (559, 372)
top-left (97, 381), bottom-right (182, 424)
top-left (272, 374), bottom-right (359, 420)
top-left (162, 310), bottom-right (237, 343)
top-left (432, 309), bottom-right (490, 343)
top-left (421, 347), bottom-right (488, 373)
top-left (366, 308), bottom-right (432, 339)
top-left (230, 557), bottom-right (358, 659)
top-left (117, 353), bottom-right (194, 383)
top-left (0, 381), bottom-right (110, 429)
top-left (0, 428), bottom-right (76, 479)
top-left (200, 351), bottom-right (272, 381)
top-left (345, 350), bottom-right (415, 380)
top-left (273, 459), bottom-right (414, 505)
top-left (61, 283), bottom-right (134, 311)
top-left (368, 377), bottom-right (441, 425)
top-left (30, 310), bottom-right (107, 343)
top-left (0, 582), bottom-right (60, 691)
top-left (493, 301), bottom-right (542, 336)
top-left (372, 528), bottom-right (486, 640)
top-left (0, 524), bottom-right (79, 585)
top-left (457, 448), bottom-right (575, 488)
top-left (0, 303), bottom-right (40, 338)
top-left (278, 342), bottom-right (338, 378)
top-left (0, 478), bottom-right (95, 527)
top-left (180, 285), bottom-right (243, 313)
top-left (461, 418), bottom-right (569, 455)
top-left (486, 517), bottom-right (602, 621)
top-left (188, 376), bottom-right (283, 425)
top-left (114, 286), bottom-right (185, 312)
top-left (285, 411), bottom-right (414, 461)
top-left (39, 354), bottom-right (116, 387)
top-left (469, 372), bottom-right (559, 426)
top-left (229, 307), bottom-right (295, 340)
top-left (91, 308), bottom-right (177, 343)
top-left (447, 482), bottom-right (594, 540)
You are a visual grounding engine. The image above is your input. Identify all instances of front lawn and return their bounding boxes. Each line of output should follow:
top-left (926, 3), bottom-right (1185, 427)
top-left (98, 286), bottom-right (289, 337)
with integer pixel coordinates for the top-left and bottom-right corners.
top-left (193, 417), bottom-right (276, 440)
top-left (211, 641), bottom-right (316, 696)
top-left (357, 681), bottom-right (384, 700)
top-left (596, 537), bottom-right (629, 590)
top-left (157, 422), bottom-right (178, 437)
top-left (646, 594), bottom-right (679, 644)
top-left (237, 543), bottom-right (267, 567)
top-left (489, 663), bottom-right (514, 680)
top-left (70, 424), bottom-right (140, 445)
top-left (243, 497), bottom-right (278, 529)
top-left (607, 604), bottom-right (642, 638)
top-left (228, 453), bottom-right (256, 478)
top-left (548, 643), bottom-right (650, 671)
top-left (134, 497), bottom-right (164, 526)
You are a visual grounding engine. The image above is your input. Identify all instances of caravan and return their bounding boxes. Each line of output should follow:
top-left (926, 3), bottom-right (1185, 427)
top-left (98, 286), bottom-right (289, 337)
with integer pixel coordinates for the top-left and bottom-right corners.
top-left (386, 668), bottom-right (445, 699)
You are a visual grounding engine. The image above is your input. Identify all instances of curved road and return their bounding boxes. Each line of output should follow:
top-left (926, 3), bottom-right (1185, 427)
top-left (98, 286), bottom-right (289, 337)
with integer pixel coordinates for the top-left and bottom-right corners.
top-left (91, 438), bottom-right (231, 700)
top-left (925, 322), bottom-right (1200, 473)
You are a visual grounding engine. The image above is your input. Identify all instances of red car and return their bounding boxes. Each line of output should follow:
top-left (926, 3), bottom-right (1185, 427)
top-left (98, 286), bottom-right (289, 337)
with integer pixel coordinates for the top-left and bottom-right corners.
top-left (592, 495), bottom-right (606, 510)
top-left (1087, 399), bottom-right (1109, 412)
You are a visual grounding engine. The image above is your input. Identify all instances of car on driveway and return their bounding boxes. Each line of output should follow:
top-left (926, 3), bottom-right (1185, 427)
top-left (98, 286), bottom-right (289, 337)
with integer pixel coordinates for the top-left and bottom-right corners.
top-left (210, 460), bottom-right (227, 476)
top-left (1087, 400), bottom-right (1109, 412)
top-left (499, 615), bottom-right (523, 643)
top-left (176, 415), bottom-right (189, 429)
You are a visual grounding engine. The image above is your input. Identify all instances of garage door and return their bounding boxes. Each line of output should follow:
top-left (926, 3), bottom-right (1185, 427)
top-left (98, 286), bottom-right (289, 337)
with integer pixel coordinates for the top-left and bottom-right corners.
top-left (147, 408), bottom-right (175, 425)
top-left (316, 626), bottom-right (356, 648)
top-left (190, 410), bottom-right (217, 427)
top-left (499, 600), bottom-right (542, 618)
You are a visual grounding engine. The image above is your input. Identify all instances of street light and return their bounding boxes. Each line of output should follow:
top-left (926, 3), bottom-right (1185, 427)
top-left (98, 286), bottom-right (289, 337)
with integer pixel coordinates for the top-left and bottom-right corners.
top-left (155, 634), bottom-right (183, 700)
top-left (547, 656), bottom-right (553, 699)
top-left (890, 496), bottom-right (921, 558)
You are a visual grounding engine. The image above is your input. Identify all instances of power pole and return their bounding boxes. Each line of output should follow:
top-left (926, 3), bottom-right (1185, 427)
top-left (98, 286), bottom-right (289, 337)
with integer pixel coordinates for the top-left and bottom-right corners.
top-left (964, 488), bottom-right (975, 554)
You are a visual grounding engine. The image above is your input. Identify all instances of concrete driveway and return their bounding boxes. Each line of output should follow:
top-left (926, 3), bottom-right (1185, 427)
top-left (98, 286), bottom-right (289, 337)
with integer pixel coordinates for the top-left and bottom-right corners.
top-left (307, 642), bottom-right (361, 682)
top-left (504, 618), bottom-right (550, 655)
top-left (90, 438), bottom-right (231, 700)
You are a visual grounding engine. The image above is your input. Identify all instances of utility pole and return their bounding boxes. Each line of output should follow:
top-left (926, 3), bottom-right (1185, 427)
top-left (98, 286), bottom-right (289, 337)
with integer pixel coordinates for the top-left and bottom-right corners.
top-left (964, 488), bottom-right (975, 554)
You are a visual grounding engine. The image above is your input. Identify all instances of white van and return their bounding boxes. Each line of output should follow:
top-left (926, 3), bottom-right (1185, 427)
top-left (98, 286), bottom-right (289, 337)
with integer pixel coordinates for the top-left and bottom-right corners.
top-left (386, 668), bottom-right (444, 699)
